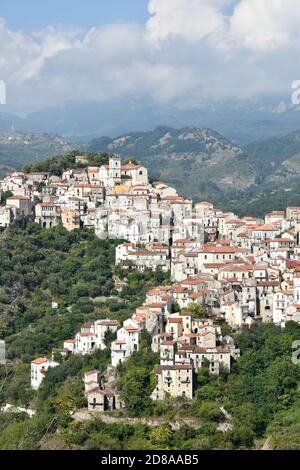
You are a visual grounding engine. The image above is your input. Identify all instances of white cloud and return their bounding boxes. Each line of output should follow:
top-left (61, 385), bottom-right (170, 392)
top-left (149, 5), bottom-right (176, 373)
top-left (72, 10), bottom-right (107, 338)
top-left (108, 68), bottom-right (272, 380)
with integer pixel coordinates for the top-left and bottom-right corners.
top-left (146, 0), bottom-right (300, 51)
top-left (0, 19), bottom-right (77, 78)
top-left (229, 0), bottom-right (300, 51)
top-left (146, 0), bottom-right (228, 46)
top-left (1, 1), bottom-right (300, 113)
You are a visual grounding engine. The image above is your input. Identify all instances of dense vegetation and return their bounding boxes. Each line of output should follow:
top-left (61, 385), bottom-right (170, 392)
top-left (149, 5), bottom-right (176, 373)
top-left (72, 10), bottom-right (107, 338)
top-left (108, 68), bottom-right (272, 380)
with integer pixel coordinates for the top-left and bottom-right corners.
top-left (28, 145), bottom-right (300, 218)
top-left (0, 131), bottom-right (73, 177)
top-left (113, 322), bottom-right (300, 450)
top-left (89, 126), bottom-right (300, 217)
top-left (23, 150), bottom-right (110, 176)
top-left (3, 127), bottom-right (300, 215)
top-left (1, 317), bottom-right (300, 449)
top-left (245, 130), bottom-right (300, 179)
top-left (215, 175), bottom-right (300, 217)
top-left (0, 145), bottom-right (300, 448)
top-left (0, 221), bottom-right (174, 449)
top-left (0, 222), bottom-right (117, 359)
top-left (0, 221), bottom-right (171, 358)
top-left (0, 223), bottom-right (299, 449)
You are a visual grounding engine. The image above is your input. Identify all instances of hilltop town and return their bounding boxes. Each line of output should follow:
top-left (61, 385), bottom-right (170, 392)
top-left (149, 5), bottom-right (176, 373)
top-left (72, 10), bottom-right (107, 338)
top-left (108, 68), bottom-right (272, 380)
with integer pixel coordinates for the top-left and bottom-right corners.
top-left (2, 154), bottom-right (300, 414)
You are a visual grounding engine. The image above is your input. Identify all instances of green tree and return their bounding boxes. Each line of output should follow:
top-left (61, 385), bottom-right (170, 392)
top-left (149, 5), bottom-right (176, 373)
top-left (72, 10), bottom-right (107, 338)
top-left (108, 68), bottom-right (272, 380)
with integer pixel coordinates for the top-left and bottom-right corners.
top-left (149, 425), bottom-right (173, 450)
top-left (119, 367), bottom-right (152, 416)
top-left (186, 303), bottom-right (208, 319)
top-left (1, 190), bottom-right (13, 205)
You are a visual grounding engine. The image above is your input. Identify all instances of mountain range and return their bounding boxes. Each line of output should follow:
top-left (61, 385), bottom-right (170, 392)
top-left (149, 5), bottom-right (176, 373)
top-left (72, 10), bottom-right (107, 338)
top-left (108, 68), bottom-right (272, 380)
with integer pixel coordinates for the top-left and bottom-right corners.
top-left (2, 125), bottom-right (300, 216)
top-left (0, 131), bottom-right (72, 176)
top-left (89, 126), bottom-right (300, 216)
top-left (89, 126), bottom-right (254, 196)
top-left (1, 95), bottom-right (300, 145)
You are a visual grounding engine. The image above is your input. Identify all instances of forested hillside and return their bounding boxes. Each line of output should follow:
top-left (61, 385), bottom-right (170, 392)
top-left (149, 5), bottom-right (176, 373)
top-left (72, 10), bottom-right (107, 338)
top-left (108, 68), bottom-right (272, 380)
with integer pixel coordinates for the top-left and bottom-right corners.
top-left (0, 222), bottom-right (169, 359)
top-left (89, 126), bottom-right (300, 216)
top-left (4, 127), bottom-right (300, 216)
top-left (89, 126), bottom-right (255, 201)
top-left (0, 131), bottom-right (74, 177)
top-left (23, 150), bottom-right (110, 176)
top-left (0, 222), bottom-right (300, 450)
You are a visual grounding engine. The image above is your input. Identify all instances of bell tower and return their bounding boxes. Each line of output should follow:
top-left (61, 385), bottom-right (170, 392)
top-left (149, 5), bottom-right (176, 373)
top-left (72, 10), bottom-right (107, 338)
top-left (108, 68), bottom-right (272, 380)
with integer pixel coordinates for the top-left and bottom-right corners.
top-left (109, 154), bottom-right (121, 182)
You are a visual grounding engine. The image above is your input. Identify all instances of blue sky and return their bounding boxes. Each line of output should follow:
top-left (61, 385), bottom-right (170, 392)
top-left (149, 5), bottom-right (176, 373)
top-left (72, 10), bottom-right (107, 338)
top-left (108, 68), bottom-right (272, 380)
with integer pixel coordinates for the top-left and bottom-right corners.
top-left (0, 0), bottom-right (149, 31)
top-left (0, 0), bottom-right (297, 115)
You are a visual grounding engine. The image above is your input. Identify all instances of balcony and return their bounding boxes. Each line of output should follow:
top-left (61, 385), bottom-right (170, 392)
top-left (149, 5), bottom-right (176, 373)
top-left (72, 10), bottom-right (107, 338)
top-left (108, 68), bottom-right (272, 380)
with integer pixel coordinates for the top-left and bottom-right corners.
top-left (180, 378), bottom-right (190, 384)
top-left (164, 376), bottom-right (172, 383)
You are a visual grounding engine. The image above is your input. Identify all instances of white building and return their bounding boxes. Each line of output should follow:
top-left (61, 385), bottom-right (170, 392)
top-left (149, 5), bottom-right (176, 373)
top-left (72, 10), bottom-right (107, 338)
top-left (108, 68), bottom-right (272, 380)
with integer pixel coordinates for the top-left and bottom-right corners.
top-left (31, 357), bottom-right (59, 390)
top-left (111, 326), bottom-right (140, 367)
top-left (35, 202), bottom-right (60, 228)
top-left (94, 319), bottom-right (119, 350)
top-left (151, 364), bottom-right (193, 401)
top-left (74, 332), bottom-right (96, 355)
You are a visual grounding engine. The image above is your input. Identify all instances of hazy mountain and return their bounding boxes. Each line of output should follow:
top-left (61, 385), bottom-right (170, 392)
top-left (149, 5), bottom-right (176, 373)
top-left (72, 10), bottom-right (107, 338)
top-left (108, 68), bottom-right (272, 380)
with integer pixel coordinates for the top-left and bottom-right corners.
top-left (0, 130), bottom-right (75, 176)
top-left (89, 125), bottom-right (300, 216)
top-left (89, 126), bottom-right (256, 201)
top-left (246, 129), bottom-right (300, 180)
top-left (3, 125), bottom-right (300, 216)
top-left (23, 98), bottom-right (300, 144)
top-left (0, 111), bottom-right (32, 133)
top-left (1, 95), bottom-right (300, 145)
